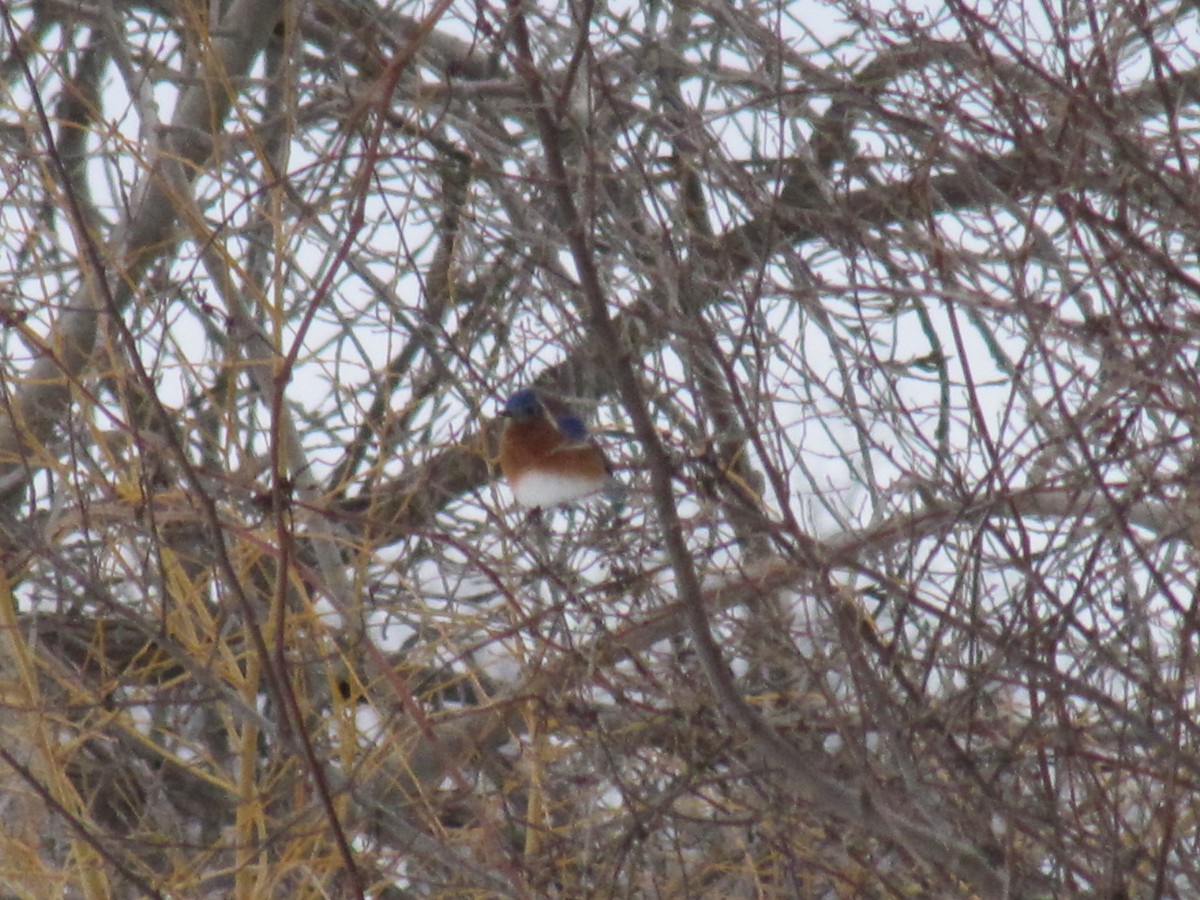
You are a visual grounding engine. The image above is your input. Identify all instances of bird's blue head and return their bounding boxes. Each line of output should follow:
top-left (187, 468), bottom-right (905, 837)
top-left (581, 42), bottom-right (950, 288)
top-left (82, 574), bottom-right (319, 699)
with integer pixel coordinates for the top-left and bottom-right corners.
top-left (501, 389), bottom-right (544, 421)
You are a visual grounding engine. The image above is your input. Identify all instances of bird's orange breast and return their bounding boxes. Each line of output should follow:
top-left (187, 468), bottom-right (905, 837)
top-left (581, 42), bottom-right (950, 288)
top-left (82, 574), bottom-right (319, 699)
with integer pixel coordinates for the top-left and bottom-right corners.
top-left (500, 418), bottom-right (609, 485)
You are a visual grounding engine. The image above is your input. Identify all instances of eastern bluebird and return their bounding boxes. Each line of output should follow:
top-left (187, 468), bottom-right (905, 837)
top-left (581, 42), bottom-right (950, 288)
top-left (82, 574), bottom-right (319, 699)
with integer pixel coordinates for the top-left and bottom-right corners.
top-left (498, 389), bottom-right (612, 508)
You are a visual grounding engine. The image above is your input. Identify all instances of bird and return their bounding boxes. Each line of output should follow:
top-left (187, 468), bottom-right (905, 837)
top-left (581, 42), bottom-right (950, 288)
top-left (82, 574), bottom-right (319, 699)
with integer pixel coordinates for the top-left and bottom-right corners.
top-left (498, 389), bottom-right (612, 508)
